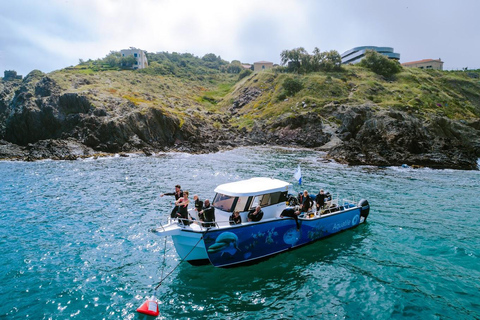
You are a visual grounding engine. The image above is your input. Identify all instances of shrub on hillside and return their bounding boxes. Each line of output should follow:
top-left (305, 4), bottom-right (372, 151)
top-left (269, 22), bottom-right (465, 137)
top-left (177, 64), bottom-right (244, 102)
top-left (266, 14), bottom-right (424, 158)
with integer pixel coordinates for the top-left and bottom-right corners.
top-left (359, 50), bottom-right (402, 78)
top-left (238, 69), bottom-right (252, 81)
top-left (282, 77), bottom-right (303, 96)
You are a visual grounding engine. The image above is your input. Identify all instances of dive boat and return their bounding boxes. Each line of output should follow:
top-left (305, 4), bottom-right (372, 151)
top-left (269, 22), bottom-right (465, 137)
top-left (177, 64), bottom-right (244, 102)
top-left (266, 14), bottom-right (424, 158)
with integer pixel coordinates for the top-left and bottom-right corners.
top-left (153, 177), bottom-right (370, 268)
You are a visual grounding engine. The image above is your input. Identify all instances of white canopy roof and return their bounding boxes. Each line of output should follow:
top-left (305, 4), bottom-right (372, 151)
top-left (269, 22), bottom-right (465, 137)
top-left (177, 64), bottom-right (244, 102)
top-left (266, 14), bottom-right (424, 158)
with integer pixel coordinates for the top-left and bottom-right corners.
top-left (214, 177), bottom-right (292, 197)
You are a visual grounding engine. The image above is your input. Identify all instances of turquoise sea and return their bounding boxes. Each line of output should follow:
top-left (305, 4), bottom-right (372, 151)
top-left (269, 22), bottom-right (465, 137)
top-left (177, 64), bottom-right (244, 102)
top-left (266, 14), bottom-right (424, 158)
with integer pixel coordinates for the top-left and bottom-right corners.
top-left (1, 147), bottom-right (479, 319)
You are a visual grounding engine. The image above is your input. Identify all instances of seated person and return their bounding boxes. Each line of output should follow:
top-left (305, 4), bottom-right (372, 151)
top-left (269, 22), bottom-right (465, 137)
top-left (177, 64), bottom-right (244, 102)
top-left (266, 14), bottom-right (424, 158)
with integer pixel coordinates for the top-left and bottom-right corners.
top-left (280, 207), bottom-right (301, 230)
top-left (248, 206), bottom-right (264, 222)
top-left (200, 199), bottom-right (216, 227)
top-left (229, 211), bottom-right (242, 225)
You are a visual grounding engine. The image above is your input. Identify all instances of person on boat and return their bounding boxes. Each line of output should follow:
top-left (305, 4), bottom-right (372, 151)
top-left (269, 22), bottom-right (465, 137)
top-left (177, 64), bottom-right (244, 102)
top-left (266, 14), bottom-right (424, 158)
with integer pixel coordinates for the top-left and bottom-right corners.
top-left (200, 199), bottom-right (215, 227)
top-left (297, 192), bottom-right (304, 206)
top-left (301, 190), bottom-right (313, 213)
top-left (315, 189), bottom-right (327, 212)
top-left (193, 194), bottom-right (203, 220)
top-left (280, 207), bottom-right (301, 230)
top-left (248, 206), bottom-right (264, 222)
top-left (229, 211), bottom-right (242, 225)
top-left (175, 190), bottom-right (190, 225)
top-left (160, 184), bottom-right (183, 218)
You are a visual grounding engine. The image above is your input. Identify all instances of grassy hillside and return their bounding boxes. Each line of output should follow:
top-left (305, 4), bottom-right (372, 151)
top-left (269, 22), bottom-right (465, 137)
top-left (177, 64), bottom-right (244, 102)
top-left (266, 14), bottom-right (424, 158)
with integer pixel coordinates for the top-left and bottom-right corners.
top-left (49, 67), bottom-right (237, 127)
top-left (48, 59), bottom-right (480, 134)
top-left (220, 66), bottom-right (480, 129)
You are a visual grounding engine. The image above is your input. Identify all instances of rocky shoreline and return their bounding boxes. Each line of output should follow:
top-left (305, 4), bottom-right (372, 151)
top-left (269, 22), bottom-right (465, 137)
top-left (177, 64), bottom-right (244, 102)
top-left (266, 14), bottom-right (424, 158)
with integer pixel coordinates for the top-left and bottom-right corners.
top-left (1, 71), bottom-right (479, 170)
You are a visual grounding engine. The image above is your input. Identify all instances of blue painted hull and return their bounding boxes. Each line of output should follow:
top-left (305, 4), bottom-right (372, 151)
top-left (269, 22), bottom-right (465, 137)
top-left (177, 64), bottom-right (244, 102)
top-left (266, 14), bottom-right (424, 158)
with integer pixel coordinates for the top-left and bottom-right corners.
top-left (203, 207), bottom-right (362, 267)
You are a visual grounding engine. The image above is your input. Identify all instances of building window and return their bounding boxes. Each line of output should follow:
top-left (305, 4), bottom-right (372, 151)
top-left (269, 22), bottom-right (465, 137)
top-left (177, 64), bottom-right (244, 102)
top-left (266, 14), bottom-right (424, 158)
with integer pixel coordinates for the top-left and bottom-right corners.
top-left (134, 53), bottom-right (138, 57)
top-left (426, 66), bottom-right (432, 69)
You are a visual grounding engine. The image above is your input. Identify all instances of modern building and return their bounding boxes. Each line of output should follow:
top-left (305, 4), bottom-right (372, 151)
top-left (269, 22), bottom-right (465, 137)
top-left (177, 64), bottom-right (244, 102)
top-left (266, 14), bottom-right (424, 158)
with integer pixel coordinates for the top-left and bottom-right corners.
top-left (401, 59), bottom-right (444, 70)
top-left (120, 47), bottom-right (148, 69)
top-left (253, 61), bottom-right (273, 72)
top-left (341, 46), bottom-right (400, 64)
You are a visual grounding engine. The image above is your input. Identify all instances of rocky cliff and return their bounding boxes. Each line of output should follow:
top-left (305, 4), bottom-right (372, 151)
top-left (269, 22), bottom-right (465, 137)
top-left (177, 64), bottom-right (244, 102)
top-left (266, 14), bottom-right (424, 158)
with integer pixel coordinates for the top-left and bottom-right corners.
top-left (1, 67), bottom-right (479, 170)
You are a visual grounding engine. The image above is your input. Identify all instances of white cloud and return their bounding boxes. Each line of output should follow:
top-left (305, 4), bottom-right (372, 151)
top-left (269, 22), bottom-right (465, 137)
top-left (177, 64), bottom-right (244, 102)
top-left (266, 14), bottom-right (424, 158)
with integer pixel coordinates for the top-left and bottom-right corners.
top-left (0, 0), bottom-right (479, 75)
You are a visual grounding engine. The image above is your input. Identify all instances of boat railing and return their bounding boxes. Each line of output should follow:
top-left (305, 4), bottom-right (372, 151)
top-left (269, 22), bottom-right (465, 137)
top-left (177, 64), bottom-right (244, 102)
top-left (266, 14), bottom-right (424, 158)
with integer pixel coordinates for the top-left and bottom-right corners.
top-left (316, 195), bottom-right (357, 215)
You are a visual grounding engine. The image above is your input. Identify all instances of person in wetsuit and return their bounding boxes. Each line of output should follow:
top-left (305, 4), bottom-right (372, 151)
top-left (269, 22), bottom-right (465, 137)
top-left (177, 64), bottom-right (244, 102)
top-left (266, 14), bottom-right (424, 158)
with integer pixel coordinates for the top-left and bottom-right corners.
top-left (175, 190), bottom-right (190, 225)
top-left (200, 199), bottom-right (216, 227)
top-left (160, 184), bottom-right (183, 218)
top-left (280, 207), bottom-right (301, 230)
top-left (301, 190), bottom-right (313, 213)
top-left (315, 189), bottom-right (326, 212)
top-left (229, 211), bottom-right (242, 225)
top-left (193, 194), bottom-right (203, 220)
top-left (248, 206), bottom-right (264, 222)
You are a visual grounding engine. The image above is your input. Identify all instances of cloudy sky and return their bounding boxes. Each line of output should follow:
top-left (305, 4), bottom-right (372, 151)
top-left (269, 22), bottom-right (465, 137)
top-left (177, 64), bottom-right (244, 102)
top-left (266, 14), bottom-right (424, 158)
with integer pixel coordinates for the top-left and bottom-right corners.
top-left (1, 0), bottom-right (479, 76)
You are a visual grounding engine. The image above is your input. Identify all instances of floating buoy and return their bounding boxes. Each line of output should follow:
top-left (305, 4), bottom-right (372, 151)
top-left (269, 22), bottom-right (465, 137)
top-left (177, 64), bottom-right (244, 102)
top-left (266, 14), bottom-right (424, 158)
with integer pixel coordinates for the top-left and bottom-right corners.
top-left (136, 296), bottom-right (159, 317)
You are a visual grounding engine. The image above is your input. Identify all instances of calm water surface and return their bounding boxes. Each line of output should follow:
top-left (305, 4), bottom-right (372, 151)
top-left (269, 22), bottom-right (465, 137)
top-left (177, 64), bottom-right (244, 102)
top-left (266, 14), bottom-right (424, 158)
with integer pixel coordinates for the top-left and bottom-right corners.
top-left (1, 147), bottom-right (479, 319)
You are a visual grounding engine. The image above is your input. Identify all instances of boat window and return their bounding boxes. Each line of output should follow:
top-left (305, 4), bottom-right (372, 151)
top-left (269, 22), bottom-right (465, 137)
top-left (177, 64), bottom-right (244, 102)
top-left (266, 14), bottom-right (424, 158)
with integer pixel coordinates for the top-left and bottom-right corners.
top-left (251, 195), bottom-right (261, 208)
top-left (212, 193), bottom-right (236, 212)
top-left (270, 191), bottom-right (288, 204)
top-left (234, 196), bottom-right (249, 212)
top-left (249, 191), bottom-right (289, 209)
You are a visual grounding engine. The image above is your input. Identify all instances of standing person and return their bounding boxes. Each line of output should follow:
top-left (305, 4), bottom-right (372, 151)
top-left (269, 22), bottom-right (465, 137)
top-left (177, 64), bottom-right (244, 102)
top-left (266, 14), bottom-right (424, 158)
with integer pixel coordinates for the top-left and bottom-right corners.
top-left (193, 194), bottom-right (203, 220)
top-left (200, 199), bottom-right (215, 227)
top-left (175, 191), bottom-right (190, 225)
top-left (229, 211), bottom-right (242, 225)
top-left (301, 190), bottom-right (313, 213)
top-left (248, 206), bottom-right (264, 222)
top-left (316, 189), bottom-right (326, 212)
top-left (160, 184), bottom-right (183, 218)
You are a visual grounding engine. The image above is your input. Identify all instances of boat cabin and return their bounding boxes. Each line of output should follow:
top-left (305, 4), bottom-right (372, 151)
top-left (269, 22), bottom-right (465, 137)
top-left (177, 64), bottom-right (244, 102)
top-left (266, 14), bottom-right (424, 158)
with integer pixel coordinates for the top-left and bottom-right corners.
top-left (212, 177), bottom-right (293, 223)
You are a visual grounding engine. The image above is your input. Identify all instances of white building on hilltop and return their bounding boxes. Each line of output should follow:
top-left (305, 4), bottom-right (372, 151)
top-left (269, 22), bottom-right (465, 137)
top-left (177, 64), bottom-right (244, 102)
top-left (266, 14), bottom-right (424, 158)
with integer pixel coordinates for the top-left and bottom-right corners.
top-left (120, 47), bottom-right (148, 69)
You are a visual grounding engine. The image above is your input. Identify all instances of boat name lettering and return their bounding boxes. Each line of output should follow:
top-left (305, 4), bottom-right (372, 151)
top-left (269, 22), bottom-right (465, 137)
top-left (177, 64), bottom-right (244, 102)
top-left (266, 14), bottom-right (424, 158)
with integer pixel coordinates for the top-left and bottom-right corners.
top-left (332, 219), bottom-right (351, 231)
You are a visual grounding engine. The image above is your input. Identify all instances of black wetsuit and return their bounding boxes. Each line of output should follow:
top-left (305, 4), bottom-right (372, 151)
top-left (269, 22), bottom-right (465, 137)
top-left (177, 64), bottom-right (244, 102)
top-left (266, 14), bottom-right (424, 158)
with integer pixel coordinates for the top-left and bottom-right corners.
top-left (248, 209), bottom-right (264, 222)
top-left (316, 193), bottom-right (326, 211)
top-left (302, 195), bottom-right (313, 212)
top-left (202, 205), bottom-right (215, 227)
top-left (229, 213), bottom-right (242, 225)
top-left (281, 208), bottom-right (300, 229)
top-left (164, 190), bottom-right (183, 218)
top-left (195, 199), bottom-right (203, 220)
top-left (177, 200), bottom-right (189, 225)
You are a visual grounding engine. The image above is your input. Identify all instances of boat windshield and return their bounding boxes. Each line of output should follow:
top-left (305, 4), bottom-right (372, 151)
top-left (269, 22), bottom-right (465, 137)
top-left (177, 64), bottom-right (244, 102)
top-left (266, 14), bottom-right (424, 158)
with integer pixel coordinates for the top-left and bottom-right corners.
top-left (212, 193), bottom-right (236, 212)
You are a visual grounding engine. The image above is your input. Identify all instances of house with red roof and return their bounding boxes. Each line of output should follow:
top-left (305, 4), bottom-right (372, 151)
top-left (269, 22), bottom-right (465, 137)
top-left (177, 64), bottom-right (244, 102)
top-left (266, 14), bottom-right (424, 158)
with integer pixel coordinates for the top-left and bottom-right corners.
top-left (401, 59), bottom-right (444, 70)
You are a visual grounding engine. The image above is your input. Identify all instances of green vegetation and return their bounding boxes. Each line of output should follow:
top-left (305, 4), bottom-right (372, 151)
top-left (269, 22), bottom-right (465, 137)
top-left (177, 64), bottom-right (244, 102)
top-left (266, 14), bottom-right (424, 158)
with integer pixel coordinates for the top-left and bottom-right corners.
top-left (52, 48), bottom-right (480, 133)
top-left (359, 50), bottom-right (402, 78)
top-left (280, 47), bottom-right (342, 73)
top-left (221, 65), bottom-right (480, 128)
top-left (281, 77), bottom-right (303, 97)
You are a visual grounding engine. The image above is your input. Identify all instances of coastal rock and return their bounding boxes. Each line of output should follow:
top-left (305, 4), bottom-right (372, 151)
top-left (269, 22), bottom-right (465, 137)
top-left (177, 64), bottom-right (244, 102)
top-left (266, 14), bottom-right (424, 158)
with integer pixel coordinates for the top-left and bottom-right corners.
top-left (326, 107), bottom-right (479, 169)
top-left (1, 71), bottom-right (479, 169)
top-left (0, 140), bottom-right (27, 159)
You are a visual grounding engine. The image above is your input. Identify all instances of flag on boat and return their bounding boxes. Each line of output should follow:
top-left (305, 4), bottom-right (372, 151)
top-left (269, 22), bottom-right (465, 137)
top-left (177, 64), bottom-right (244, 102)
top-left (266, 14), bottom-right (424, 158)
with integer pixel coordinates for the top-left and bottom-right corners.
top-left (293, 164), bottom-right (302, 185)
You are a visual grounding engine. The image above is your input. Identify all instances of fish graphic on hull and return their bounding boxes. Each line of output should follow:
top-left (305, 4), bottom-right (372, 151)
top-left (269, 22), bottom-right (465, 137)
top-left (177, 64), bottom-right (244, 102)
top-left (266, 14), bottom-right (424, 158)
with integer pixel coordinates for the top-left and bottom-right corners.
top-left (207, 232), bottom-right (240, 256)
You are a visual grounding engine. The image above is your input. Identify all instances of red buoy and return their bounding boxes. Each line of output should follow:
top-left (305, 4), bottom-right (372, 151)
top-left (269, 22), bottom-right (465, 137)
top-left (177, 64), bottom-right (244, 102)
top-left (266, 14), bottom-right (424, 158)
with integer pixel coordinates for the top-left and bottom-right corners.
top-left (136, 297), bottom-right (159, 317)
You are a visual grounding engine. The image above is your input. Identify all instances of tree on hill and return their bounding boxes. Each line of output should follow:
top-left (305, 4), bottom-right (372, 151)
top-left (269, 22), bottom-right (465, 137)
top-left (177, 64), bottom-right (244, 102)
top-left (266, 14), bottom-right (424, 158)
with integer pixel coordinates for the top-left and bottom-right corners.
top-left (227, 60), bottom-right (243, 74)
top-left (280, 47), bottom-right (342, 73)
top-left (359, 50), bottom-right (402, 78)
